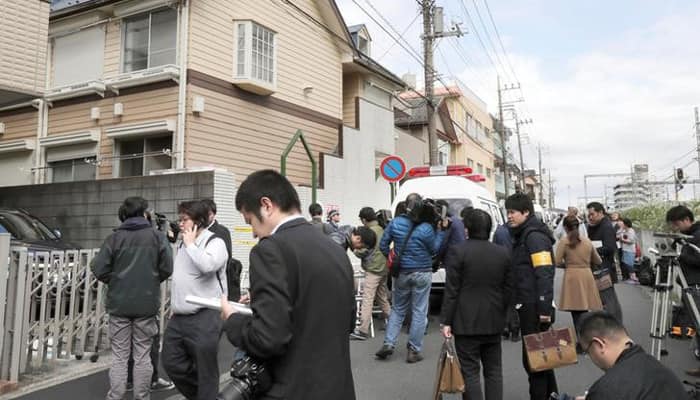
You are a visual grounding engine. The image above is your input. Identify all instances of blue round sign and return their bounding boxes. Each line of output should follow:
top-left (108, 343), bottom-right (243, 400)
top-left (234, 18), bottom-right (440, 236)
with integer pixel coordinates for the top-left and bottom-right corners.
top-left (380, 156), bottom-right (406, 183)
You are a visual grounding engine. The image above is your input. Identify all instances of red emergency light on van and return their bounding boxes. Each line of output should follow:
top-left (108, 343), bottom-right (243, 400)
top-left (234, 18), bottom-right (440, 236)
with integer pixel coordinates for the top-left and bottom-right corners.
top-left (466, 174), bottom-right (486, 182)
top-left (407, 165), bottom-right (473, 178)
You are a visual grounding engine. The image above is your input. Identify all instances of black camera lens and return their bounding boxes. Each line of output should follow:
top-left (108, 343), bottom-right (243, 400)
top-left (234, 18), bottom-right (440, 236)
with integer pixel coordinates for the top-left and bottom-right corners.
top-left (217, 378), bottom-right (254, 400)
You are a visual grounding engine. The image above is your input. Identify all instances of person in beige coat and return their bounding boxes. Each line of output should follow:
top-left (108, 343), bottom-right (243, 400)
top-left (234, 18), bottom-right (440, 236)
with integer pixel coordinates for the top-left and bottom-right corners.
top-left (555, 215), bottom-right (603, 351)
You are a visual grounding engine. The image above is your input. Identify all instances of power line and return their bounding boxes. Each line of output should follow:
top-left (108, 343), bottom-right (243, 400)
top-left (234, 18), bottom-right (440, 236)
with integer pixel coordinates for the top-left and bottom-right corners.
top-left (482, 0), bottom-right (519, 82)
top-left (362, 0), bottom-right (422, 60)
top-left (456, 0), bottom-right (500, 74)
top-left (469, 0), bottom-right (513, 82)
top-left (377, 11), bottom-right (421, 61)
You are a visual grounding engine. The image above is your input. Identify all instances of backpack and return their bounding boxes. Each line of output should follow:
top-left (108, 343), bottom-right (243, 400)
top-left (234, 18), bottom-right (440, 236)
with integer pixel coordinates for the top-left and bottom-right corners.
top-left (637, 256), bottom-right (654, 286)
top-left (206, 234), bottom-right (242, 302)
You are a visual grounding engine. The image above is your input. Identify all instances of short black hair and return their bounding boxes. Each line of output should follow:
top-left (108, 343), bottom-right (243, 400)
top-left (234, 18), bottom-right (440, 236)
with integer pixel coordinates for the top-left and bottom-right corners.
top-left (121, 196), bottom-right (148, 220)
top-left (177, 200), bottom-right (209, 228)
top-left (459, 204), bottom-right (475, 220)
top-left (621, 218), bottom-right (632, 228)
top-left (463, 209), bottom-right (492, 240)
top-left (359, 207), bottom-right (376, 222)
top-left (353, 226), bottom-right (377, 249)
top-left (201, 198), bottom-right (217, 215)
top-left (578, 311), bottom-right (626, 342)
top-left (395, 201), bottom-right (407, 216)
top-left (586, 202), bottom-right (606, 214)
top-left (309, 203), bottom-right (323, 217)
top-left (666, 205), bottom-right (694, 223)
top-left (235, 170), bottom-right (301, 219)
top-left (505, 193), bottom-right (534, 215)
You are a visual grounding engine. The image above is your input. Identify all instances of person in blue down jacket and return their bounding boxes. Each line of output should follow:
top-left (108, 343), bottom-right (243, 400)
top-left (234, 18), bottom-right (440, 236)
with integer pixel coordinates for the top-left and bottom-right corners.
top-left (375, 193), bottom-right (447, 363)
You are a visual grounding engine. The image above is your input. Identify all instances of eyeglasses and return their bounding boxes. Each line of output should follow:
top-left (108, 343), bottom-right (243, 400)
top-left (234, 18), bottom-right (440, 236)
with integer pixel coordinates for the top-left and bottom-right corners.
top-left (581, 338), bottom-right (601, 356)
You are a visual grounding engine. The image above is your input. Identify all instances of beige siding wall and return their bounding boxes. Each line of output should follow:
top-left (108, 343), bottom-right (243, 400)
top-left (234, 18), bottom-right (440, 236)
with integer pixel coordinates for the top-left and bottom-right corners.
top-left (342, 73), bottom-right (361, 128)
top-left (47, 85), bottom-right (179, 178)
top-left (185, 85), bottom-right (339, 186)
top-left (0, 111), bottom-right (38, 141)
top-left (0, 0), bottom-right (49, 95)
top-left (103, 20), bottom-right (122, 77)
top-left (188, 0), bottom-right (343, 118)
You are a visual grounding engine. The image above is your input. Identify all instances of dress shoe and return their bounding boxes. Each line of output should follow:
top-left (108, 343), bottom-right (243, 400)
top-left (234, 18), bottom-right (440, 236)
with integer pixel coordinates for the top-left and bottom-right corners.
top-left (375, 344), bottom-right (394, 360)
top-left (687, 368), bottom-right (700, 377)
top-left (406, 348), bottom-right (424, 363)
top-left (151, 378), bottom-right (175, 392)
top-left (350, 329), bottom-right (369, 341)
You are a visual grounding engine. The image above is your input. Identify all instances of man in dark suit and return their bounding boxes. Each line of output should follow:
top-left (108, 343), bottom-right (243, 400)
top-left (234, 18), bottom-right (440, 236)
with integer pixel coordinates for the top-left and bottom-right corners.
top-left (441, 209), bottom-right (513, 400)
top-left (221, 170), bottom-right (356, 400)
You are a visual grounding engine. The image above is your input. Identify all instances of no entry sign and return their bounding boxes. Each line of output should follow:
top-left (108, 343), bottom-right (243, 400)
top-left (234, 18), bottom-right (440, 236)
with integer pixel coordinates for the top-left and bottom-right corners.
top-left (379, 155), bottom-right (406, 183)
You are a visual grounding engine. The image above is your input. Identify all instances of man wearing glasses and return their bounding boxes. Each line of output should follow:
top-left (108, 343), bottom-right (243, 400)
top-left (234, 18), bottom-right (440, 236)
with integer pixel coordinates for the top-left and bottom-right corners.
top-left (577, 311), bottom-right (686, 400)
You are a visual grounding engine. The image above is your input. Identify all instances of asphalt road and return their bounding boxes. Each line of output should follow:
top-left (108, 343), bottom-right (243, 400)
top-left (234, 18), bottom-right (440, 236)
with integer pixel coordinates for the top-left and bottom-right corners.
top-left (10, 271), bottom-right (700, 400)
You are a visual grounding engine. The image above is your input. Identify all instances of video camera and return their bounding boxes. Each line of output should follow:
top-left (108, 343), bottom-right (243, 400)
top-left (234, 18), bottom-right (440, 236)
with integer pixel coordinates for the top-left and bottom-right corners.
top-left (406, 195), bottom-right (448, 226)
top-left (151, 212), bottom-right (180, 243)
top-left (650, 232), bottom-right (696, 258)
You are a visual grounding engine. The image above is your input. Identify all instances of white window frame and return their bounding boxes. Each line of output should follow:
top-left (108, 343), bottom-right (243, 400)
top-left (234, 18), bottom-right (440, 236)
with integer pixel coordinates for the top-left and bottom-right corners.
top-left (121, 7), bottom-right (178, 73)
top-left (114, 134), bottom-right (174, 178)
top-left (232, 20), bottom-right (278, 94)
top-left (49, 157), bottom-right (98, 183)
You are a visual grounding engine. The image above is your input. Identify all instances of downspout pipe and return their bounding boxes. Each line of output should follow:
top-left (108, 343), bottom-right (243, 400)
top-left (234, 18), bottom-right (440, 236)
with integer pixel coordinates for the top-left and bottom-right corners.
top-left (175, 0), bottom-right (188, 169)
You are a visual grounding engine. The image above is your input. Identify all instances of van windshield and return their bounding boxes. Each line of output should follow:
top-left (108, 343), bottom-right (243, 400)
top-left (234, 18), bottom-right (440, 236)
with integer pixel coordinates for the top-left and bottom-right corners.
top-left (438, 198), bottom-right (474, 217)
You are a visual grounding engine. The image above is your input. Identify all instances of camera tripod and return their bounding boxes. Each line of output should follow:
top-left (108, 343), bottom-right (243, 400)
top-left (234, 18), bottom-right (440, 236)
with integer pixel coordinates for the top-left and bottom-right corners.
top-left (649, 233), bottom-right (700, 360)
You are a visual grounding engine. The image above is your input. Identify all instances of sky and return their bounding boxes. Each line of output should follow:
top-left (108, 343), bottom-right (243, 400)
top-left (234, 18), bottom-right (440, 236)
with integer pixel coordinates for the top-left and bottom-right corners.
top-left (336, 0), bottom-right (700, 208)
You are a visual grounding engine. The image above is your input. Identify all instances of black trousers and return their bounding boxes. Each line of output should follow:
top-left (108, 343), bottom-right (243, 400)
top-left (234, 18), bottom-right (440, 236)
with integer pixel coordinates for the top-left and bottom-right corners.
top-left (570, 311), bottom-right (585, 335)
top-left (518, 304), bottom-right (558, 400)
top-left (454, 334), bottom-right (503, 400)
top-left (162, 309), bottom-right (222, 400)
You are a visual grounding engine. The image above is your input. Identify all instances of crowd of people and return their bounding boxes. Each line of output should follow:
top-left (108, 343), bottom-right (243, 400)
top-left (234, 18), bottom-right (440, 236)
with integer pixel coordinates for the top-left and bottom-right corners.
top-left (90, 169), bottom-right (700, 400)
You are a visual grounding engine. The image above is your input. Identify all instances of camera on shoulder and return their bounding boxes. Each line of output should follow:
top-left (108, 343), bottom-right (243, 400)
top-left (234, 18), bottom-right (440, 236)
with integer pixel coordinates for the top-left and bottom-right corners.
top-left (406, 195), bottom-right (448, 226)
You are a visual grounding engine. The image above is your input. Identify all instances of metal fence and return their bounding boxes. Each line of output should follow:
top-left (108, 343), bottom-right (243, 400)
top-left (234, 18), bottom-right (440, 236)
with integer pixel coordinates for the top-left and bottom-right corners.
top-left (0, 233), bottom-right (171, 383)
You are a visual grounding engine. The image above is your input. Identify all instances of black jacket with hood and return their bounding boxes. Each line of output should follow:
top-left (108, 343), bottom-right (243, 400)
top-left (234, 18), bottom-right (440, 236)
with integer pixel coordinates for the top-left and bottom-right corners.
top-left (91, 217), bottom-right (173, 317)
top-left (680, 221), bottom-right (700, 284)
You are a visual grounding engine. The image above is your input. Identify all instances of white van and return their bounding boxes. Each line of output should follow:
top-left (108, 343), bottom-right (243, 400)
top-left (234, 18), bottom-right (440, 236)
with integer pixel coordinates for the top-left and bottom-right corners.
top-left (388, 166), bottom-right (504, 308)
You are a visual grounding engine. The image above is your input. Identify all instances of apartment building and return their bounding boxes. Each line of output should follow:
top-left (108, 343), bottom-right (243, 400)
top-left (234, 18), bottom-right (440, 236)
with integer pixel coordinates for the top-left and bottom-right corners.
top-left (0, 0), bottom-right (50, 186)
top-left (0, 0), bottom-right (364, 189)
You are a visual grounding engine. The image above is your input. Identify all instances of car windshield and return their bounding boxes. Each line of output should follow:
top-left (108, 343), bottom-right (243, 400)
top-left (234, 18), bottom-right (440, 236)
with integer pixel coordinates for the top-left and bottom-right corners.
top-left (0, 212), bottom-right (58, 241)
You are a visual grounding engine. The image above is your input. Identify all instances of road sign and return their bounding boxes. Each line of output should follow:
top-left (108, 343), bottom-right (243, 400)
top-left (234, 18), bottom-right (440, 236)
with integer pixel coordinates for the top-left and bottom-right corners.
top-left (379, 155), bottom-right (406, 183)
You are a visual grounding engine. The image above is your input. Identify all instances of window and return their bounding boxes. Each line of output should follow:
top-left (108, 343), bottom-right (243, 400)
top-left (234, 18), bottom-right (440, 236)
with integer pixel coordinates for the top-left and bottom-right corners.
top-left (477, 163), bottom-right (484, 174)
top-left (486, 168), bottom-right (492, 178)
top-left (467, 158), bottom-right (474, 168)
top-left (358, 36), bottom-right (369, 54)
top-left (118, 136), bottom-right (172, 177)
top-left (122, 8), bottom-right (177, 72)
top-left (53, 27), bottom-right (105, 86)
top-left (233, 21), bottom-right (277, 94)
top-left (49, 158), bottom-right (96, 183)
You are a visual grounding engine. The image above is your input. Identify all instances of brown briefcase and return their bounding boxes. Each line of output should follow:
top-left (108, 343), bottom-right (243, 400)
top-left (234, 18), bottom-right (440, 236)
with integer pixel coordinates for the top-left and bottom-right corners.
top-left (524, 327), bottom-right (578, 372)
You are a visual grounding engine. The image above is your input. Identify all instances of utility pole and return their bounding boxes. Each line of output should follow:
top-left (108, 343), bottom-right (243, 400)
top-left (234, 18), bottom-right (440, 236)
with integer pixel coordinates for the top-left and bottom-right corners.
top-left (511, 109), bottom-right (531, 190)
top-left (538, 143), bottom-right (544, 207)
top-left (548, 169), bottom-right (554, 209)
top-left (497, 75), bottom-right (509, 196)
top-left (420, 2), bottom-right (462, 166)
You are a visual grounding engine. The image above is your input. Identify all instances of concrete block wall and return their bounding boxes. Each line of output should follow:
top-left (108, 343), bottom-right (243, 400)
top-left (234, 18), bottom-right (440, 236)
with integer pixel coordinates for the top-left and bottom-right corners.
top-left (0, 170), bottom-right (216, 249)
